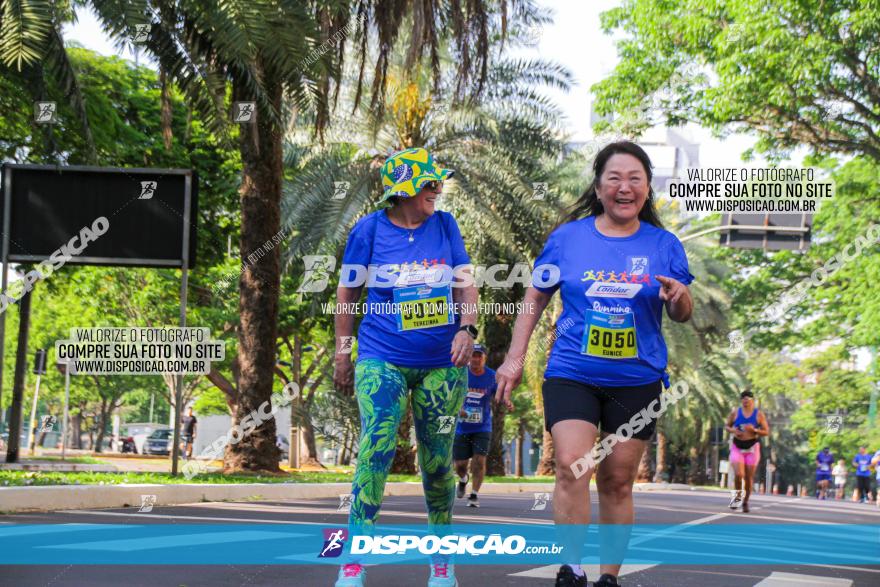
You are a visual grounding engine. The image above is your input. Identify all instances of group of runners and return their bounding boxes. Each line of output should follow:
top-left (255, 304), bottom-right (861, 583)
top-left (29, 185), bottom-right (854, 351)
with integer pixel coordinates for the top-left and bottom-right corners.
top-left (331, 142), bottom-right (696, 587)
top-left (816, 446), bottom-right (880, 504)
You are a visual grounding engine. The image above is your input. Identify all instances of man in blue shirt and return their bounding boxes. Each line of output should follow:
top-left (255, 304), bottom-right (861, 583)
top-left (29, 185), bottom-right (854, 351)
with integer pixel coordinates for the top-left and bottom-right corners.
top-left (453, 344), bottom-right (497, 508)
top-left (853, 446), bottom-right (873, 503)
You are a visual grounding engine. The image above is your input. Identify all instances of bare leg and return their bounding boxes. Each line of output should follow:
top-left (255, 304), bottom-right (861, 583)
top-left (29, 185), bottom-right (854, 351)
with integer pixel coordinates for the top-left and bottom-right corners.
top-left (743, 465), bottom-right (756, 505)
top-left (596, 435), bottom-right (647, 579)
top-left (454, 459), bottom-right (469, 480)
top-left (552, 420), bottom-right (599, 570)
top-left (471, 454), bottom-right (487, 493)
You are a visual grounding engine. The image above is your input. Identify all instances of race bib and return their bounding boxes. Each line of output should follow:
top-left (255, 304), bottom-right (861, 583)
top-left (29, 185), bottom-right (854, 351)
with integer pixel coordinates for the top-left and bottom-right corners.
top-left (820, 464), bottom-right (830, 472)
top-left (581, 310), bottom-right (638, 359)
top-left (393, 284), bottom-right (454, 331)
top-left (463, 407), bottom-right (483, 424)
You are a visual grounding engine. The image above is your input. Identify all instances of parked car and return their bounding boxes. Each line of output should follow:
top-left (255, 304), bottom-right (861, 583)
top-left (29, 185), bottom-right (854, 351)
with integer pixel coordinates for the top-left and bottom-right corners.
top-left (122, 423), bottom-right (171, 454)
top-left (143, 429), bottom-right (173, 455)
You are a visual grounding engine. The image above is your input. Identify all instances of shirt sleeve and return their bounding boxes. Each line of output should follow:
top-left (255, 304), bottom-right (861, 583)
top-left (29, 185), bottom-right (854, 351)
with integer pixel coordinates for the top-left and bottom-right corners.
top-left (443, 213), bottom-right (470, 266)
top-left (666, 235), bottom-right (695, 286)
top-left (342, 216), bottom-right (373, 267)
top-left (532, 229), bottom-right (562, 294)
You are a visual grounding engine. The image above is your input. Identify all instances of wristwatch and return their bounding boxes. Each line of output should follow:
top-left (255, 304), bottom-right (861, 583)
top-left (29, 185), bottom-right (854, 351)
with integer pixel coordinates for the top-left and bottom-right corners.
top-left (458, 324), bottom-right (478, 339)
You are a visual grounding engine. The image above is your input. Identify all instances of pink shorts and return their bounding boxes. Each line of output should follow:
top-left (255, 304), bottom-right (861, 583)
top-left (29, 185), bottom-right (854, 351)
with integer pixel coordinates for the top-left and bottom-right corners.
top-left (729, 441), bottom-right (760, 467)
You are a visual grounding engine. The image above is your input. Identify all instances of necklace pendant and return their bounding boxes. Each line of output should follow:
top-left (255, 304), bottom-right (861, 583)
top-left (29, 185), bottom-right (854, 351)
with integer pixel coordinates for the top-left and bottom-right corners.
top-left (408, 233), bottom-right (414, 242)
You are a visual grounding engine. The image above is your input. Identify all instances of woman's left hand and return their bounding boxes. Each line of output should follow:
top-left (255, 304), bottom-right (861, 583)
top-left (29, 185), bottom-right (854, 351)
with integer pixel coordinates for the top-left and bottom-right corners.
top-left (450, 330), bottom-right (474, 367)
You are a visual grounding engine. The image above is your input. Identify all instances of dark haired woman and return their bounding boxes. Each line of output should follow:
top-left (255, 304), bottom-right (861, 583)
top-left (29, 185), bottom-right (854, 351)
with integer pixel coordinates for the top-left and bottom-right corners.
top-left (495, 141), bottom-right (694, 587)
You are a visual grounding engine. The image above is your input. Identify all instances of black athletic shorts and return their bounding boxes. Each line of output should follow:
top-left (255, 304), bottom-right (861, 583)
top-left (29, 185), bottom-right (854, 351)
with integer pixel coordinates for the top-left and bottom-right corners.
top-left (453, 431), bottom-right (491, 460)
top-left (542, 377), bottom-right (662, 440)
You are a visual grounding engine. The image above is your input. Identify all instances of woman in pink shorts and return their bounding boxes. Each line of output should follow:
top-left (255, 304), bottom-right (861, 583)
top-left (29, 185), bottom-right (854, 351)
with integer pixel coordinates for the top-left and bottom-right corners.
top-left (725, 389), bottom-right (770, 513)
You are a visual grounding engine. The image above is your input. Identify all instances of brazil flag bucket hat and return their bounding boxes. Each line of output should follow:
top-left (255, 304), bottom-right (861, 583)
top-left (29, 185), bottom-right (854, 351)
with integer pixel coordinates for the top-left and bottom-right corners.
top-left (379, 147), bottom-right (454, 204)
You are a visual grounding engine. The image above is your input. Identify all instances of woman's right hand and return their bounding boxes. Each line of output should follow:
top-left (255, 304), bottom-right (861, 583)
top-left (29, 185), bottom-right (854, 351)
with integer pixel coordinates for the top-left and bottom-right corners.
top-left (334, 355), bottom-right (355, 397)
top-left (495, 356), bottom-right (522, 410)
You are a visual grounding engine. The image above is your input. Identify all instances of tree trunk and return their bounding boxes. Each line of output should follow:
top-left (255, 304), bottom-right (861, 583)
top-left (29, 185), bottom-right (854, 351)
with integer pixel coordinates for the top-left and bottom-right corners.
top-left (653, 430), bottom-right (667, 483)
top-left (515, 421), bottom-right (525, 477)
top-left (536, 429), bottom-right (555, 476)
top-left (70, 413), bottom-right (82, 449)
top-left (225, 61), bottom-right (283, 474)
top-left (301, 417), bottom-right (325, 468)
top-left (94, 403), bottom-right (108, 454)
top-left (486, 401), bottom-right (507, 475)
top-left (637, 433), bottom-right (654, 482)
top-left (390, 407), bottom-right (416, 474)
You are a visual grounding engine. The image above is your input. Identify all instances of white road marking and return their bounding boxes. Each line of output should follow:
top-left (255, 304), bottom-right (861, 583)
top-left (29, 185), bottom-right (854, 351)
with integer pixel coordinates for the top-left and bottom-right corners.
top-left (37, 530), bottom-right (301, 552)
top-left (752, 571), bottom-right (852, 586)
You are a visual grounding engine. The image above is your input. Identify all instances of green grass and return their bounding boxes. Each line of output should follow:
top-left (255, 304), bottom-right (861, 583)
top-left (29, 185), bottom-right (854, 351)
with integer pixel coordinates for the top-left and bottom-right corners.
top-left (0, 470), bottom-right (557, 487)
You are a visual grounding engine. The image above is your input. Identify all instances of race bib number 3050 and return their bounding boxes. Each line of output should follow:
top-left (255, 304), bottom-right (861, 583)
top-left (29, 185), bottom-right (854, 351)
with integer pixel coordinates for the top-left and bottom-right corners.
top-left (394, 284), bottom-right (454, 331)
top-left (580, 309), bottom-right (638, 359)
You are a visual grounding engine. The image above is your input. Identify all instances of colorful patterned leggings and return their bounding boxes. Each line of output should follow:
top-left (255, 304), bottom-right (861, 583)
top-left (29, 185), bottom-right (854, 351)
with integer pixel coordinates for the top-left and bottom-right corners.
top-left (348, 359), bottom-right (467, 530)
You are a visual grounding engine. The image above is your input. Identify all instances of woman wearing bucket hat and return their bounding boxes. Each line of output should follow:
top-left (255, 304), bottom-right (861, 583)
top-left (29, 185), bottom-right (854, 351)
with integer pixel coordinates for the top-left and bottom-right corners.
top-left (333, 147), bottom-right (478, 587)
top-left (495, 141), bottom-right (694, 587)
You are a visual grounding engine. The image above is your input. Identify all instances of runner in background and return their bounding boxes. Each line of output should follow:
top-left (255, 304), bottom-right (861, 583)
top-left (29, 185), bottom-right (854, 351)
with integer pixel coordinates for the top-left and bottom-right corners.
top-left (454, 343), bottom-right (497, 508)
top-left (181, 406), bottom-right (197, 459)
top-left (832, 459), bottom-right (848, 500)
top-left (853, 447), bottom-right (873, 504)
top-left (724, 389), bottom-right (769, 513)
top-left (815, 447), bottom-right (834, 500)
top-left (333, 147), bottom-right (477, 587)
top-left (872, 447), bottom-right (880, 507)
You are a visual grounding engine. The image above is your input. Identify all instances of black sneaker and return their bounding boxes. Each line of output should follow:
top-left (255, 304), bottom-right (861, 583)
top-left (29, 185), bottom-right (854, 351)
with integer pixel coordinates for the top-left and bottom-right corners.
top-left (554, 565), bottom-right (587, 587)
top-left (456, 475), bottom-right (468, 499)
top-left (594, 574), bottom-right (620, 587)
top-left (467, 492), bottom-right (479, 508)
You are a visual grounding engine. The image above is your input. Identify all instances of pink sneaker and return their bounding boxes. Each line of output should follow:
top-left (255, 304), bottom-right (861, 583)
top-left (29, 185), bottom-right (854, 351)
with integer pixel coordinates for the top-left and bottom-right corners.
top-left (335, 563), bottom-right (366, 586)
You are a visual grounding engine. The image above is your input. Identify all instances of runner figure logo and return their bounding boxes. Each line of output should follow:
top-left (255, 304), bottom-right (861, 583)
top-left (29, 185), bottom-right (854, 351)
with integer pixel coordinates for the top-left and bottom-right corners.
top-left (628, 256), bottom-right (649, 276)
top-left (437, 416), bottom-right (455, 434)
top-left (133, 24), bottom-right (150, 43)
top-left (319, 528), bottom-right (348, 558)
top-left (337, 493), bottom-right (353, 512)
top-left (333, 181), bottom-right (350, 200)
top-left (34, 102), bottom-right (56, 124)
top-left (233, 102), bottom-right (256, 123)
top-left (824, 415), bottom-right (843, 434)
top-left (39, 415), bottom-right (56, 432)
top-left (338, 336), bottom-right (354, 354)
top-left (138, 494), bottom-right (157, 513)
top-left (531, 492), bottom-right (551, 511)
top-left (139, 181), bottom-right (157, 200)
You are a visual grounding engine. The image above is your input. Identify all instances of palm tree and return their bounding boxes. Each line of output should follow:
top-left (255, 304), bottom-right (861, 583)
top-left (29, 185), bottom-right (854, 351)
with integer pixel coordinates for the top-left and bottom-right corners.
top-left (1, 0), bottom-right (513, 473)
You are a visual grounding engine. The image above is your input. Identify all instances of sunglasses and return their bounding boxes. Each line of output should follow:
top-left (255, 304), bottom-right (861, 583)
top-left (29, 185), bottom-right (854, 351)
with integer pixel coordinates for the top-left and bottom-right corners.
top-left (423, 180), bottom-right (443, 192)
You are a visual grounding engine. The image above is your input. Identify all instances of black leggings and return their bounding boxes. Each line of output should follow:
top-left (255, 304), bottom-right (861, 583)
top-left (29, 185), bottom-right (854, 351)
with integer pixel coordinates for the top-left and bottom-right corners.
top-left (857, 476), bottom-right (872, 500)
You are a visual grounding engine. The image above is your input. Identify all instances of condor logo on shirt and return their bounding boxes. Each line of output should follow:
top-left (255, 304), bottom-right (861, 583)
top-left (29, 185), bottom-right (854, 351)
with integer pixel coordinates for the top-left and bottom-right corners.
top-left (585, 281), bottom-right (642, 298)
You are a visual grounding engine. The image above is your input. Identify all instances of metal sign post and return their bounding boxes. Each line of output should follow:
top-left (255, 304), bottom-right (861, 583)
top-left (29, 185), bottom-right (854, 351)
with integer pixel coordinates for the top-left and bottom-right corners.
top-left (27, 349), bottom-right (48, 454)
top-left (57, 360), bottom-right (70, 460)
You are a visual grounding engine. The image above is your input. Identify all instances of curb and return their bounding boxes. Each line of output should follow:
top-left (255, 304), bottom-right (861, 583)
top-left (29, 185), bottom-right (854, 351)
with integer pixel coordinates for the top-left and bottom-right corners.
top-left (0, 481), bottom-right (694, 513)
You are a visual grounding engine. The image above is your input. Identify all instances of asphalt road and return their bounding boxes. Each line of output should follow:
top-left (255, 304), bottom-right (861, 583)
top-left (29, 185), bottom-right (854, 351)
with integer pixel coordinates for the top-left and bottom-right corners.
top-left (1, 488), bottom-right (879, 586)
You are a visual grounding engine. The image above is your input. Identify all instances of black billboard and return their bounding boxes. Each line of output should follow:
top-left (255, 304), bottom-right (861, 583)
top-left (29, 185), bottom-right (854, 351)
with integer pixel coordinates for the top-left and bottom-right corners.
top-left (1, 164), bottom-right (197, 268)
top-left (720, 213), bottom-right (812, 251)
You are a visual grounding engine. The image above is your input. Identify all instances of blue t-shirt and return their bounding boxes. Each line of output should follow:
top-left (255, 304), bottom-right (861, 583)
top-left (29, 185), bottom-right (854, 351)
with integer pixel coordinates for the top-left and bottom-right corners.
top-left (853, 453), bottom-right (872, 477)
top-left (816, 451), bottom-right (834, 474)
top-left (531, 216), bottom-right (694, 387)
top-left (341, 209), bottom-right (470, 368)
top-left (456, 367), bottom-right (497, 434)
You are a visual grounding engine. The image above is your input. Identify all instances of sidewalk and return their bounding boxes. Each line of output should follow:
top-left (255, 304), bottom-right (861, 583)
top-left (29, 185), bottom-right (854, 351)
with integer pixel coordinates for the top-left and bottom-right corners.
top-left (0, 482), bottom-right (693, 513)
